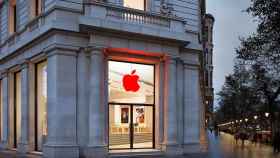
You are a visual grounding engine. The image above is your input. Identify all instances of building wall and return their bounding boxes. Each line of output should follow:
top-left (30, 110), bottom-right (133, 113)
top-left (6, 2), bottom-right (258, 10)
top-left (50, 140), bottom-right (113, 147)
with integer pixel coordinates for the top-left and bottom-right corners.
top-left (203, 14), bottom-right (214, 124)
top-left (153, 0), bottom-right (201, 32)
top-left (0, 0), bottom-right (202, 44)
top-left (0, 2), bottom-right (8, 43)
top-left (0, 0), bottom-right (206, 157)
top-left (16, 0), bottom-right (29, 31)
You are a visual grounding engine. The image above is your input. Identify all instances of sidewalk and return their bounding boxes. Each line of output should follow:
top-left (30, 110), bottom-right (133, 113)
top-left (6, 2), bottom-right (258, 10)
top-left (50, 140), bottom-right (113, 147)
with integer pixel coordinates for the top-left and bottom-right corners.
top-left (0, 150), bottom-right (208, 158)
top-left (0, 150), bottom-right (42, 158)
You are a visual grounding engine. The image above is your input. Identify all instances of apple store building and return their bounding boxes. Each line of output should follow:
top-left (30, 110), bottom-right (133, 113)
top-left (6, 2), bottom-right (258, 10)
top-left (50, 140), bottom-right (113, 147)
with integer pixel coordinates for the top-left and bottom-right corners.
top-left (0, 45), bottom-right (206, 158)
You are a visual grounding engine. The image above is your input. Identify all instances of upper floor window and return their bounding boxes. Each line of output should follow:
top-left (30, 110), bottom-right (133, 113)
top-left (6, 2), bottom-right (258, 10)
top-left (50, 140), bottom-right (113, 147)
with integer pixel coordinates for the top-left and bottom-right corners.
top-left (8, 0), bottom-right (17, 34)
top-left (123, 0), bottom-right (146, 11)
top-left (31, 0), bottom-right (42, 18)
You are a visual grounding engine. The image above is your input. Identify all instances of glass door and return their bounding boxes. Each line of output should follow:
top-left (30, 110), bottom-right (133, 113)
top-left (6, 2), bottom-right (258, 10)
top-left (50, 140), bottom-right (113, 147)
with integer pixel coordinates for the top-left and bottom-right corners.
top-left (109, 104), bottom-right (131, 149)
top-left (133, 105), bottom-right (154, 148)
top-left (109, 104), bottom-right (154, 149)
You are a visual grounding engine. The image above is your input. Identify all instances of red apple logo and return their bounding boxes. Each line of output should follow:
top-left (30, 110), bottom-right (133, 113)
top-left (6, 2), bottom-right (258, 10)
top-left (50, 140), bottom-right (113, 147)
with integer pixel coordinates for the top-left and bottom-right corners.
top-left (122, 69), bottom-right (140, 92)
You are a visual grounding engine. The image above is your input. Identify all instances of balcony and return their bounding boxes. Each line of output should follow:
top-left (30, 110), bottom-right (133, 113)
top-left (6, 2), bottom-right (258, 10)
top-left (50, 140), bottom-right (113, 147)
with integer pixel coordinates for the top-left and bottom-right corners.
top-left (80, 1), bottom-right (190, 44)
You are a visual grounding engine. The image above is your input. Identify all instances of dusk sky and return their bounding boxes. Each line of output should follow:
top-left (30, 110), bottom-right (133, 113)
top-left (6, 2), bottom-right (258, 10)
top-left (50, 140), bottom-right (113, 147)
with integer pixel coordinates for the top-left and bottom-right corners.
top-left (206, 0), bottom-right (257, 108)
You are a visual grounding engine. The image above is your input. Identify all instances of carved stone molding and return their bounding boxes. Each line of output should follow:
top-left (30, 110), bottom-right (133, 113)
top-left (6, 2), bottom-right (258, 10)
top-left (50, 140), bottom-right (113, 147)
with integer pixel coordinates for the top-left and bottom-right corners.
top-left (160, 0), bottom-right (173, 15)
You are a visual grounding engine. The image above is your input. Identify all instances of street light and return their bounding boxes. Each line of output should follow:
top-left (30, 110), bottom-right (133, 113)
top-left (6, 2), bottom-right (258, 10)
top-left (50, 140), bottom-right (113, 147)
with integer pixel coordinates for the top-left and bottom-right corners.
top-left (240, 119), bottom-right (243, 123)
top-left (265, 112), bottom-right (270, 117)
top-left (254, 115), bottom-right (258, 120)
top-left (245, 118), bottom-right (248, 122)
top-left (236, 120), bottom-right (238, 123)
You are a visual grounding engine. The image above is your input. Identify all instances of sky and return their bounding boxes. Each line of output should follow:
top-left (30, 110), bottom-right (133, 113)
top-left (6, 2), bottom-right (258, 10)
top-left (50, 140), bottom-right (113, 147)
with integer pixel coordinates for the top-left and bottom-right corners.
top-left (206, 0), bottom-right (257, 109)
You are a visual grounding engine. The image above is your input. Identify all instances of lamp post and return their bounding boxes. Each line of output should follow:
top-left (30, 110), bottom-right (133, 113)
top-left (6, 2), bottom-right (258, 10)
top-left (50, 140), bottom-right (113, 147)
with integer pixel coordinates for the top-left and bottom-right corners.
top-left (264, 112), bottom-right (270, 131)
top-left (245, 118), bottom-right (248, 129)
top-left (254, 115), bottom-right (258, 132)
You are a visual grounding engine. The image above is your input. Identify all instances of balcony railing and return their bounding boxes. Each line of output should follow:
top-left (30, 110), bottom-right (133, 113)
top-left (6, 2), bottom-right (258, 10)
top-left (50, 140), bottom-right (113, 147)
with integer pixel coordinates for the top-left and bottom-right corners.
top-left (83, 1), bottom-right (185, 29)
top-left (105, 5), bottom-right (170, 28)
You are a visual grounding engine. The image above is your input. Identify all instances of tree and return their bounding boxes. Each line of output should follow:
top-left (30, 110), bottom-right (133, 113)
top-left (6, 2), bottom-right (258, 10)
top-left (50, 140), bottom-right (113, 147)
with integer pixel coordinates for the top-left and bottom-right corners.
top-left (236, 0), bottom-right (280, 132)
top-left (216, 64), bottom-right (260, 124)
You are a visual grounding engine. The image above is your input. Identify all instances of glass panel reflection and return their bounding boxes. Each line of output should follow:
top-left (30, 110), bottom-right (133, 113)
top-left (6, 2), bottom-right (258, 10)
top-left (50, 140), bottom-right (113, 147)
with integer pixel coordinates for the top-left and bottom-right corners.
top-left (108, 61), bottom-right (154, 104)
top-left (109, 105), bottom-right (131, 149)
top-left (15, 72), bottom-right (21, 148)
top-left (36, 61), bottom-right (47, 151)
top-left (133, 106), bottom-right (153, 148)
top-left (123, 0), bottom-right (145, 10)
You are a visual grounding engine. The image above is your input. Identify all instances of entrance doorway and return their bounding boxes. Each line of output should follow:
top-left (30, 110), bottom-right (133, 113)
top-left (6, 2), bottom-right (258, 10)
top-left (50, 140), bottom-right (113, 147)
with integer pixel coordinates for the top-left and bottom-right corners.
top-left (108, 61), bottom-right (155, 149)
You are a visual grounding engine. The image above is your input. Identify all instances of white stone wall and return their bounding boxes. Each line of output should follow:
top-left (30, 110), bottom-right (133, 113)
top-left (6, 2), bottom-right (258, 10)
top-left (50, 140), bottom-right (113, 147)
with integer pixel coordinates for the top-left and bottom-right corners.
top-left (153, 0), bottom-right (201, 32)
top-left (0, 2), bottom-right (8, 44)
top-left (0, 0), bottom-right (205, 157)
top-left (16, 0), bottom-right (29, 31)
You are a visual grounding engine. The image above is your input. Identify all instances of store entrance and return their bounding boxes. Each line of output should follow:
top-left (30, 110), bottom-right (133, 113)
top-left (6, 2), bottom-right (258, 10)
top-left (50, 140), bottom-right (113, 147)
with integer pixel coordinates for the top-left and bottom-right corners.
top-left (109, 104), bottom-right (154, 149)
top-left (108, 61), bottom-right (155, 149)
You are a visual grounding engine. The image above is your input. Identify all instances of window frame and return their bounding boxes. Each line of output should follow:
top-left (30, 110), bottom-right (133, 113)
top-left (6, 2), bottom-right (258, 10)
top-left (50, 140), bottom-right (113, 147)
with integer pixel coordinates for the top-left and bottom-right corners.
top-left (108, 60), bottom-right (156, 150)
top-left (30, 0), bottom-right (42, 19)
top-left (13, 71), bottom-right (21, 148)
top-left (34, 60), bottom-right (47, 152)
top-left (8, 0), bottom-right (17, 34)
top-left (123, 0), bottom-right (147, 11)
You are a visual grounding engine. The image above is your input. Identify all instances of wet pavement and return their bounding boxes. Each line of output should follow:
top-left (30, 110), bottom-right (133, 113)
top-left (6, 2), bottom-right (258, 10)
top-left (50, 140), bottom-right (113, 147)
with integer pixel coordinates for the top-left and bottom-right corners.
top-left (1, 131), bottom-right (280, 157)
top-left (206, 131), bottom-right (280, 158)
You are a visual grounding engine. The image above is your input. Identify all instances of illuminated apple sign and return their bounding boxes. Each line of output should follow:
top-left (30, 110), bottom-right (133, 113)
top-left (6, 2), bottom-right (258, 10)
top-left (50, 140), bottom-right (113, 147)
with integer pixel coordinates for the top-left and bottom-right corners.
top-left (122, 69), bottom-right (140, 92)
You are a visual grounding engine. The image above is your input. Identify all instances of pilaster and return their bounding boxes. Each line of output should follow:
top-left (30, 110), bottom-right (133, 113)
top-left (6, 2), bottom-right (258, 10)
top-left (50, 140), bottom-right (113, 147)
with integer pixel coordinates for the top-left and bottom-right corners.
top-left (43, 49), bottom-right (79, 158)
top-left (77, 49), bottom-right (90, 158)
top-left (0, 72), bottom-right (9, 150)
top-left (162, 56), bottom-right (181, 155)
top-left (183, 62), bottom-right (201, 153)
top-left (18, 62), bottom-right (31, 154)
top-left (86, 47), bottom-right (107, 158)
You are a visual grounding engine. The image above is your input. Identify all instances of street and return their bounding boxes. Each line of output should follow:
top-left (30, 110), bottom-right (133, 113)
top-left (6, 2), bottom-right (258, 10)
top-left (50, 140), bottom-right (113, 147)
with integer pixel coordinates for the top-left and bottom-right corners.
top-left (0, 131), bottom-right (280, 158)
top-left (207, 131), bottom-right (280, 158)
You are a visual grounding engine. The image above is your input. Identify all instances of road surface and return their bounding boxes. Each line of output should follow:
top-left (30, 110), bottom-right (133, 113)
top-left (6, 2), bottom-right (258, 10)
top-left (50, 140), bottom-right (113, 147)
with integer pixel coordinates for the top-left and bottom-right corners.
top-left (0, 131), bottom-right (279, 158)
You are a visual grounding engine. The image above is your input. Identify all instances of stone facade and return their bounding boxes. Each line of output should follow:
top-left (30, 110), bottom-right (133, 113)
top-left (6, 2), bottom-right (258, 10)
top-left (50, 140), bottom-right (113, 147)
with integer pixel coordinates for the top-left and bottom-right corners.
top-left (0, 0), bottom-right (209, 157)
top-left (203, 13), bottom-right (215, 127)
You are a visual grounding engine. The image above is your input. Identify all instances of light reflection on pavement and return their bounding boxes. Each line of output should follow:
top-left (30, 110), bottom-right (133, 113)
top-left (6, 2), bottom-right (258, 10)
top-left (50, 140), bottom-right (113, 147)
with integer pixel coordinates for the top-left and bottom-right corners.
top-left (0, 131), bottom-right (280, 158)
top-left (208, 131), bottom-right (280, 158)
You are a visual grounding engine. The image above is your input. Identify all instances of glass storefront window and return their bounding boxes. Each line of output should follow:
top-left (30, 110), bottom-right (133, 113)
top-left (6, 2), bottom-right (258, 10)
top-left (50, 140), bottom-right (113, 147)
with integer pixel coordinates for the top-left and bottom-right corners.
top-left (108, 61), bottom-right (155, 149)
top-left (108, 61), bottom-right (154, 104)
top-left (123, 0), bottom-right (145, 10)
top-left (36, 61), bottom-right (47, 151)
top-left (15, 72), bottom-right (21, 148)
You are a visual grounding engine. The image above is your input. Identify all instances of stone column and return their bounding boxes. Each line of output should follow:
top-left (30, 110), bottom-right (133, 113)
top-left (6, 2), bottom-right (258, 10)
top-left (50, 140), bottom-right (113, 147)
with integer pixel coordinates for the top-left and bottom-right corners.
top-left (77, 49), bottom-right (90, 157)
top-left (163, 57), bottom-right (180, 155)
top-left (183, 63), bottom-right (201, 153)
top-left (176, 60), bottom-right (184, 146)
top-left (86, 47), bottom-right (107, 158)
top-left (18, 62), bottom-right (31, 153)
top-left (0, 72), bottom-right (9, 150)
top-left (43, 50), bottom-right (79, 158)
